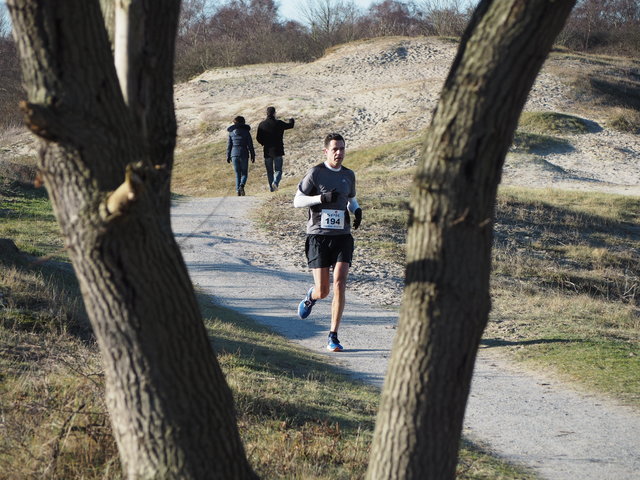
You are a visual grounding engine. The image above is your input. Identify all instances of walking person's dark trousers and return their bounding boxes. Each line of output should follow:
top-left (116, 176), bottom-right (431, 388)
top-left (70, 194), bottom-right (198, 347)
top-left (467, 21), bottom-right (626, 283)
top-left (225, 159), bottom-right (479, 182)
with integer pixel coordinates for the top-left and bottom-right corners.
top-left (264, 155), bottom-right (283, 191)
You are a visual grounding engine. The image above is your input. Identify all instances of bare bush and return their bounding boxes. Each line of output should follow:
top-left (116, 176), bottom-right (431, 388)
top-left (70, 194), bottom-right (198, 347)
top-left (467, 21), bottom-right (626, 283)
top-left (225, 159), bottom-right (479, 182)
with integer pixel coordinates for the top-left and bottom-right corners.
top-left (299, 0), bottom-right (363, 53)
top-left (175, 0), bottom-right (315, 80)
top-left (557, 0), bottom-right (640, 57)
top-left (360, 0), bottom-right (423, 37)
top-left (417, 0), bottom-right (473, 37)
top-left (0, 38), bottom-right (23, 129)
top-left (171, 0), bottom-right (639, 82)
top-left (0, 3), bottom-right (23, 129)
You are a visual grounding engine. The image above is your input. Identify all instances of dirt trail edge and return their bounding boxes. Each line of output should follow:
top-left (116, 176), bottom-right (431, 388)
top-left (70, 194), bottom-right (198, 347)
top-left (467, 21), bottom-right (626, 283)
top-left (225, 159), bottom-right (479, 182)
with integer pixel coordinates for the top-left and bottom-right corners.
top-left (171, 196), bottom-right (640, 480)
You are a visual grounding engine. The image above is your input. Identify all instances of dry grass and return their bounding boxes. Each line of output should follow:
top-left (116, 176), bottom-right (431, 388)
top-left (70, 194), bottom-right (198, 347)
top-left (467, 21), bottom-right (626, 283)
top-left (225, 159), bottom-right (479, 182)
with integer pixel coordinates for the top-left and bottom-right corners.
top-left (172, 139), bottom-right (275, 197)
top-left (607, 107), bottom-right (640, 133)
top-left (546, 49), bottom-right (640, 123)
top-left (172, 140), bottom-right (233, 197)
top-left (257, 142), bottom-right (640, 409)
top-left (488, 187), bottom-right (640, 406)
top-left (0, 249), bottom-right (120, 479)
top-left (1, 180), bottom-right (532, 478)
top-left (206, 299), bottom-right (534, 479)
top-left (203, 301), bottom-right (378, 479)
top-left (510, 131), bottom-right (573, 155)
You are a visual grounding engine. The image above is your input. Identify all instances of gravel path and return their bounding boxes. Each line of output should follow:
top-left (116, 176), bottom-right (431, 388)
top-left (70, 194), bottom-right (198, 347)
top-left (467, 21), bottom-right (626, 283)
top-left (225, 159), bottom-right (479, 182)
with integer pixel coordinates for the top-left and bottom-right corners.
top-left (172, 195), bottom-right (640, 480)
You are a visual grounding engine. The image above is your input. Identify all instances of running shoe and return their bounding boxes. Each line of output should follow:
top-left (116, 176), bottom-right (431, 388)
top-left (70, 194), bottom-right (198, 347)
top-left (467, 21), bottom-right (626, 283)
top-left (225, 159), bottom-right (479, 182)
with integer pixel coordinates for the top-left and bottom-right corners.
top-left (239, 185), bottom-right (245, 196)
top-left (297, 287), bottom-right (316, 319)
top-left (327, 334), bottom-right (344, 352)
top-left (271, 182), bottom-right (279, 192)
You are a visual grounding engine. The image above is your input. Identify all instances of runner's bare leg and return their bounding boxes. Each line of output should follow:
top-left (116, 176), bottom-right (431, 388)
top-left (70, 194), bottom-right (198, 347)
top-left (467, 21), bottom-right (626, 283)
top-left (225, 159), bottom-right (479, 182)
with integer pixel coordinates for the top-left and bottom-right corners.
top-left (312, 267), bottom-right (331, 300)
top-left (331, 262), bottom-right (350, 333)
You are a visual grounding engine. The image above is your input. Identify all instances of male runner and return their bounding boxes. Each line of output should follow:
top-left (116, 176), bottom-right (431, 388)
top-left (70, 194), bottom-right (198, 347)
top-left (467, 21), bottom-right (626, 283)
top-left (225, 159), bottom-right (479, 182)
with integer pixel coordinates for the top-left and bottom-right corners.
top-left (293, 133), bottom-right (362, 351)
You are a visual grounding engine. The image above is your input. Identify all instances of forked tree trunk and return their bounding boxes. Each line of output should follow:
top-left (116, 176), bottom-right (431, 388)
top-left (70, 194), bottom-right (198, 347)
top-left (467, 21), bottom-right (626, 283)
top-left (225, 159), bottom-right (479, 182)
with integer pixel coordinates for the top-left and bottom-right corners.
top-left (367, 1), bottom-right (576, 478)
top-left (7, 0), bottom-right (256, 478)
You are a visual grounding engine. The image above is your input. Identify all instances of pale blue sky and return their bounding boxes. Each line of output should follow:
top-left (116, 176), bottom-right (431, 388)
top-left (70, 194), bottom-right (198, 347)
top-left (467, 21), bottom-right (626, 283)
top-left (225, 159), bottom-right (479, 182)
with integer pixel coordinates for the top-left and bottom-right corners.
top-left (277, 1), bottom-right (477, 24)
top-left (278, 0), bottom-right (378, 24)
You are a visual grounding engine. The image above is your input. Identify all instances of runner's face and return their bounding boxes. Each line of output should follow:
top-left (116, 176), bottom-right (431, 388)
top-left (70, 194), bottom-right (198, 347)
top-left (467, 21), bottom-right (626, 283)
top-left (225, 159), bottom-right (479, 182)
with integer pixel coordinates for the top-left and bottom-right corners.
top-left (324, 139), bottom-right (346, 168)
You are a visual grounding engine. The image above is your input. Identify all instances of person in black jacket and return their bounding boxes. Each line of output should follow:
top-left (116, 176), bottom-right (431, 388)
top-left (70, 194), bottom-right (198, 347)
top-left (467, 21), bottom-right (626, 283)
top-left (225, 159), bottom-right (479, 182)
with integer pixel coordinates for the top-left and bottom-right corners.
top-left (226, 116), bottom-right (255, 196)
top-left (256, 106), bottom-right (295, 192)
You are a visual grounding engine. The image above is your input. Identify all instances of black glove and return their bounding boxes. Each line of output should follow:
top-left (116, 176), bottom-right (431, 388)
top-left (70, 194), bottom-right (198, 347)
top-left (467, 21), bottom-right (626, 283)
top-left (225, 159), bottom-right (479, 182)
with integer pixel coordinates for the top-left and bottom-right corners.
top-left (320, 190), bottom-right (338, 204)
top-left (226, 157), bottom-right (231, 164)
top-left (353, 208), bottom-right (362, 230)
top-left (251, 156), bottom-right (255, 163)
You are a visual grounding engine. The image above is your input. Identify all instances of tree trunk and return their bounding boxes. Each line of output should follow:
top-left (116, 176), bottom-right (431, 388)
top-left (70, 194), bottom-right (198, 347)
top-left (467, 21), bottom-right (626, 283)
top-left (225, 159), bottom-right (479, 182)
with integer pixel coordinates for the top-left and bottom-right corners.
top-left (367, 1), bottom-right (576, 478)
top-left (7, 0), bottom-right (257, 478)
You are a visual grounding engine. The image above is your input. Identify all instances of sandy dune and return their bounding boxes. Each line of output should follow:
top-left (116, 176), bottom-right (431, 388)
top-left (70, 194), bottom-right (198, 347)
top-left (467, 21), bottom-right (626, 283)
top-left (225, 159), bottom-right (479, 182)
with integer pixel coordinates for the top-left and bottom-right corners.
top-left (175, 36), bottom-right (640, 196)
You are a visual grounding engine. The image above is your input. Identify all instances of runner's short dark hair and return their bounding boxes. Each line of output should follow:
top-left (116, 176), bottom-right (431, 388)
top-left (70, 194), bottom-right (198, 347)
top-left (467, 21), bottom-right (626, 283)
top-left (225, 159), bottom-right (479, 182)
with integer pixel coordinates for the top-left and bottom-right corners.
top-left (266, 106), bottom-right (276, 116)
top-left (233, 116), bottom-right (245, 124)
top-left (324, 133), bottom-right (344, 148)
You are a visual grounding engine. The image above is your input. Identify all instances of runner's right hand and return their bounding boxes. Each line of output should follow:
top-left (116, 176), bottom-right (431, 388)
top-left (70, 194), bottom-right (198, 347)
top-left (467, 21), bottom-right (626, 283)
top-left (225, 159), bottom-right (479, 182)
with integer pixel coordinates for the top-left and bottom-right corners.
top-left (320, 190), bottom-right (338, 203)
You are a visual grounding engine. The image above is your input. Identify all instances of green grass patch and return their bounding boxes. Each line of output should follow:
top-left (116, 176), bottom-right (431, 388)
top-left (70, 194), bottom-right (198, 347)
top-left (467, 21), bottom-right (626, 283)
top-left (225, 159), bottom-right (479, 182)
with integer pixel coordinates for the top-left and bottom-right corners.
top-left (496, 186), bottom-right (639, 227)
top-left (489, 289), bottom-right (640, 406)
top-left (511, 131), bottom-right (573, 154)
top-left (519, 111), bottom-right (593, 135)
top-left (0, 179), bottom-right (65, 259)
top-left (518, 339), bottom-right (639, 401)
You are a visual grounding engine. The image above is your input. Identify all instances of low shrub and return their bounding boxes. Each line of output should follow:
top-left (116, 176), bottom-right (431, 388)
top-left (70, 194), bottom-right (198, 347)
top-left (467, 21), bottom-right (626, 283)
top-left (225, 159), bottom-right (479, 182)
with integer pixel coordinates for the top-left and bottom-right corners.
top-left (607, 108), bottom-right (640, 133)
top-left (511, 131), bottom-right (573, 154)
top-left (519, 111), bottom-right (593, 134)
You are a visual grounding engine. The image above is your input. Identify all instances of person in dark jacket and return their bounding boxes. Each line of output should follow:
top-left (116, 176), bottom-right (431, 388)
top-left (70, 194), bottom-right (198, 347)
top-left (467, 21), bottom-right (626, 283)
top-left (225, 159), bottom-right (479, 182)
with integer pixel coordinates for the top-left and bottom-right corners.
top-left (227, 116), bottom-right (255, 196)
top-left (256, 106), bottom-right (295, 192)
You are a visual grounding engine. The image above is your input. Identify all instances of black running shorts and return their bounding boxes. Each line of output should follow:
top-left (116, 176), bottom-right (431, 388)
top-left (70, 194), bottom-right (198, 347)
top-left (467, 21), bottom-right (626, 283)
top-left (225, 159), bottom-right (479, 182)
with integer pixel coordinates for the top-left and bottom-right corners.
top-left (305, 234), bottom-right (354, 268)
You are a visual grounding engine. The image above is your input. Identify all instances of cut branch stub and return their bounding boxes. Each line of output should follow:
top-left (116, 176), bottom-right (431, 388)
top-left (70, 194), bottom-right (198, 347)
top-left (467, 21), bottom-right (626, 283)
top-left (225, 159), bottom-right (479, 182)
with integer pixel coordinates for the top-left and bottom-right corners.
top-left (105, 162), bottom-right (146, 216)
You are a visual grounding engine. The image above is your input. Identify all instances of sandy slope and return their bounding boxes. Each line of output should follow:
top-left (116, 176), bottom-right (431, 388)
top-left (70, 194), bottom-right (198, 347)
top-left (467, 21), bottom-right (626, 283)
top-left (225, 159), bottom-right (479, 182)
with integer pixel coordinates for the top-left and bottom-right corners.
top-left (174, 36), bottom-right (640, 196)
top-left (4, 37), bottom-right (638, 195)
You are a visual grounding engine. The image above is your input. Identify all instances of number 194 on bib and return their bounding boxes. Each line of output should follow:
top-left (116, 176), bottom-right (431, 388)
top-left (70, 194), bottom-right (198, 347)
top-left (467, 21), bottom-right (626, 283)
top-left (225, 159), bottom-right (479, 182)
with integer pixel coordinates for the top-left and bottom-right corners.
top-left (321, 209), bottom-right (345, 230)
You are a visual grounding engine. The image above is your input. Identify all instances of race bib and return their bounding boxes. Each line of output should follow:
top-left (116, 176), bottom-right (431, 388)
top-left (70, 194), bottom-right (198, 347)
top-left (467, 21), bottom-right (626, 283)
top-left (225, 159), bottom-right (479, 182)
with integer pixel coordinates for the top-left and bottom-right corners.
top-left (321, 209), bottom-right (345, 230)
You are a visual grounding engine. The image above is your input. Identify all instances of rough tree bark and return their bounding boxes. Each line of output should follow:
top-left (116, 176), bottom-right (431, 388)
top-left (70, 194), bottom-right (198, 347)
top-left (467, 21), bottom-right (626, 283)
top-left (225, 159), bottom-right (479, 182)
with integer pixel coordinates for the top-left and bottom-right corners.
top-left (367, 1), bottom-right (576, 478)
top-left (7, 0), bottom-right (257, 478)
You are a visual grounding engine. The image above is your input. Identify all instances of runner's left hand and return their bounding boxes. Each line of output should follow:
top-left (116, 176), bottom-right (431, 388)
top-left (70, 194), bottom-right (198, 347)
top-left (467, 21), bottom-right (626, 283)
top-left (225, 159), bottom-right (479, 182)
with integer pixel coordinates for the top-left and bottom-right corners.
top-left (353, 208), bottom-right (362, 229)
